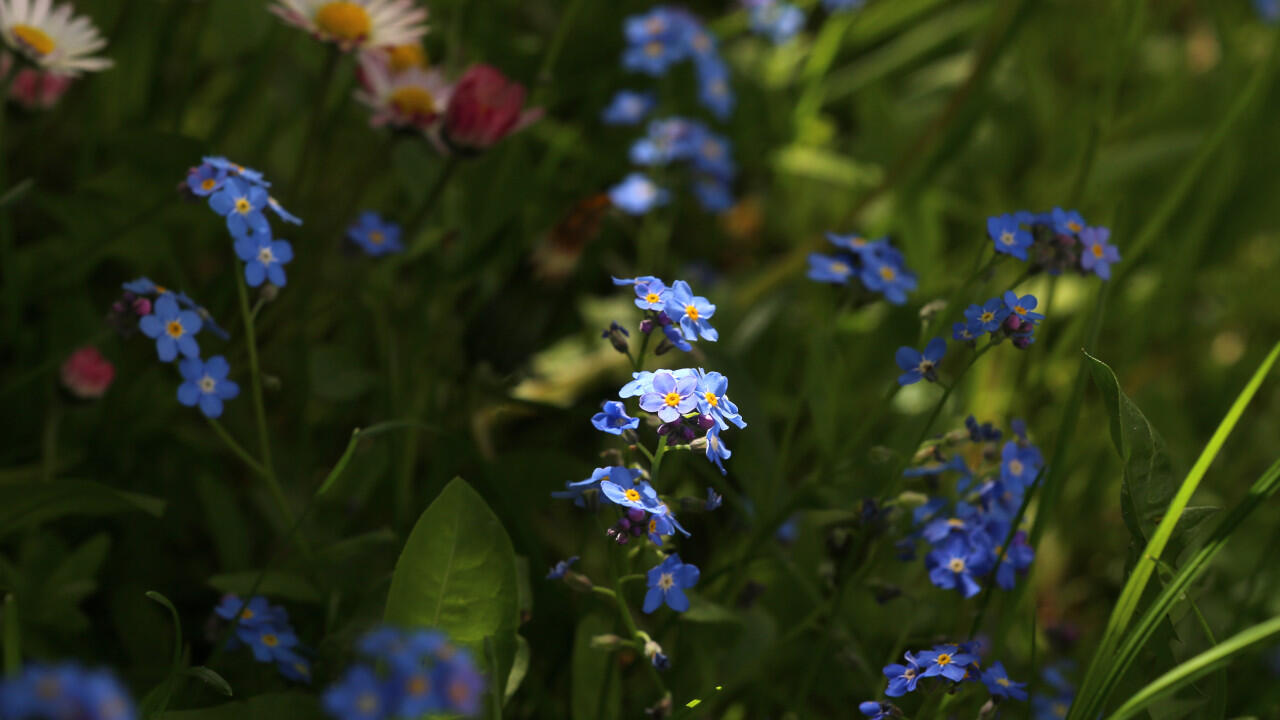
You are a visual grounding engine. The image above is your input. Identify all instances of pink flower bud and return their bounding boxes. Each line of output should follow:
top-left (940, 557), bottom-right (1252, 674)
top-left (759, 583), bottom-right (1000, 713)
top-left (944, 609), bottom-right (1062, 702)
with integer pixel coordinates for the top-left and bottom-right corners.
top-left (132, 297), bottom-right (152, 316)
top-left (442, 64), bottom-right (543, 150)
top-left (9, 67), bottom-right (72, 110)
top-left (60, 346), bottom-right (114, 399)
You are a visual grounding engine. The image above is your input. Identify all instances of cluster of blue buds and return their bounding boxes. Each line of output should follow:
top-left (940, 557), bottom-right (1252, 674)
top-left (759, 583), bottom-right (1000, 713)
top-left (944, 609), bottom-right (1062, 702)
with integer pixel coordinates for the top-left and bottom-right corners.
top-left (619, 6), bottom-right (733, 119)
top-left (0, 663), bottom-right (136, 720)
top-left (898, 417), bottom-right (1040, 597)
top-left (214, 594), bottom-right (311, 683)
top-left (874, 641), bottom-right (1025, 708)
top-left (987, 208), bottom-right (1120, 279)
top-left (807, 232), bottom-right (918, 305)
top-left (610, 117), bottom-right (737, 215)
top-left (185, 156), bottom-right (300, 289)
top-left (120, 277), bottom-right (240, 419)
top-left (322, 627), bottom-right (484, 720)
top-left (953, 290), bottom-right (1045, 348)
top-left (609, 275), bottom-right (719, 356)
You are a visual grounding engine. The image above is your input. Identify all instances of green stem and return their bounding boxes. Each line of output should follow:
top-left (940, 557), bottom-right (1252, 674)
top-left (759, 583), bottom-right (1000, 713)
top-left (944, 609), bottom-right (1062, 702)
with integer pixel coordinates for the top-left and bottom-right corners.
top-left (207, 418), bottom-right (271, 482)
top-left (404, 156), bottom-right (460, 247)
top-left (291, 47), bottom-right (342, 191)
top-left (611, 574), bottom-right (668, 698)
top-left (650, 439), bottom-right (670, 482)
top-left (534, 0), bottom-right (587, 87)
top-left (3, 594), bottom-right (18, 676)
top-left (632, 326), bottom-right (654, 372)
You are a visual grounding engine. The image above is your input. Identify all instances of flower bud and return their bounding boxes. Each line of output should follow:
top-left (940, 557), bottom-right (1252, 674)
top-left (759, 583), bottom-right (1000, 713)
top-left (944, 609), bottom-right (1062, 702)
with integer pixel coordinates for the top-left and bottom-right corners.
top-left (563, 571), bottom-right (594, 593)
top-left (602, 321), bottom-right (630, 354)
top-left (626, 508), bottom-right (647, 523)
top-left (653, 338), bottom-right (674, 356)
top-left (1012, 334), bottom-right (1033, 350)
top-left (696, 414), bottom-right (715, 430)
top-left (1003, 314), bottom-right (1023, 333)
top-left (442, 64), bottom-right (543, 152)
top-left (590, 634), bottom-right (624, 651)
top-left (639, 317), bottom-right (656, 334)
top-left (132, 297), bottom-right (152, 316)
top-left (60, 346), bottom-right (114, 399)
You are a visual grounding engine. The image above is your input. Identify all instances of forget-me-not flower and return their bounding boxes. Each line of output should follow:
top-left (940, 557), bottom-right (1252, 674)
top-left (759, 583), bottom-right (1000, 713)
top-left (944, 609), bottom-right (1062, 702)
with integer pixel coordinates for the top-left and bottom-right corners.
top-left (643, 553), bottom-right (700, 613)
top-left (178, 355), bottom-right (240, 419)
top-left (895, 338), bottom-right (946, 385)
top-left (139, 294), bottom-right (202, 362)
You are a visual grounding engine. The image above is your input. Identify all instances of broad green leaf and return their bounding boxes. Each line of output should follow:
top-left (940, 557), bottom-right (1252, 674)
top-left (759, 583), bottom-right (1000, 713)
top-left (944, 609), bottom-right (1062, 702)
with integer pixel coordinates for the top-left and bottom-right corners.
top-left (383, 478), bottom-right (520, 704)
top-left (160, 692), bottom-right (324, 720)
top-left (207, 571), bottom-right (323, 604)
top-left (571, 613), bottom-right (621, 720)
top-left (0, 480), bottom-right (164, 537)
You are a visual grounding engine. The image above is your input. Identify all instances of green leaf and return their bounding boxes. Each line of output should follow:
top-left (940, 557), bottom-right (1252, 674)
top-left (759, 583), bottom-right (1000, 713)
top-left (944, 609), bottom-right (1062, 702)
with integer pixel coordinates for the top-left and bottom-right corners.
top-left (0, 480), bottom-right (164, 538)
top-left (504, 634), bottom-right (530, 704)
top-left (207, 571), bottom-right (323, 605)
top-left (682, 594), bottom-right (741, 624)
top-left (145, 591), bottom-right (184, 672)
top-left (383, 478), bottom-right (520, 707)
top-left (159, 692), bottom-right (324, 720)
top-left (571, 613), bottom-right (621, 720)
top-left (184, 667), bottom-right (233, 697)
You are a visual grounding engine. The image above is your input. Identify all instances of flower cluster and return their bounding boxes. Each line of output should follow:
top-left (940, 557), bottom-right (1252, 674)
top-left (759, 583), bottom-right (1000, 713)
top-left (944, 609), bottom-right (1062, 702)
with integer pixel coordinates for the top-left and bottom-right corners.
top-left (898, 417), bottom-right (1040, 598)
top-left (987, 209), bottom-right (1120, 279)
top-left (953, 290), bottom-right (1044, 348)
top-left (186, 156), bottom-right (299, 289)
top-left (745, 0), bottom-right (867, 44)
top-left (322, 626), bottom-right (484, 720)
top-left (608, 275), bottom-right (719, 356)
top-left (214, 594), bottom-right (311, 683)
top-left (0, 663), bottom-right (135, 720)
top-left (807, 232), bottom-right (918, 305)
top-left (619, 6), bottom-right (733, 119)
top-left (1032, 662), bottom-right (1077, 720)
top-left (610, 117), bottom-right (737, 215)
top-left (873, 641), bottom-right (1026, 708)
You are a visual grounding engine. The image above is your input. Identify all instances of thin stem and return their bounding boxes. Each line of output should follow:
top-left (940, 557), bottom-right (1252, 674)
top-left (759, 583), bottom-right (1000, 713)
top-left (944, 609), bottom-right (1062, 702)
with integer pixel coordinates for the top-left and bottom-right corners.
top-left (611, 574), bottom-right (668, 698)
top-left (632, 327), bottom-right (654, 372)
top-left (649, 438), bottom-right (670, 482)
top-left (291, 47), bottom-right (342, 191)
top-left (207, 418), bottom-right (271, 482)
top-left (404, 156), bottom-right (460, 246)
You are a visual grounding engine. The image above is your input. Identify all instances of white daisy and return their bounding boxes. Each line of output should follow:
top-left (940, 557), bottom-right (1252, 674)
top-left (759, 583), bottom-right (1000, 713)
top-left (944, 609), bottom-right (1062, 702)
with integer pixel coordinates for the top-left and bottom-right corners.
top-left (355, 50), bottom-right (451, 131)
top-left (0, 0), bottom-right (111, 75)
top-left (270, 0), bottom-right (427, 52)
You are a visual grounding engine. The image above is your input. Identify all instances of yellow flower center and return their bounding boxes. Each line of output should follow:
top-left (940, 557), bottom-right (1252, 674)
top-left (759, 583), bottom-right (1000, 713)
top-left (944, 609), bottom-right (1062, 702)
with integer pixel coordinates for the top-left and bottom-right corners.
top-left (947, 518), bottom-right (965, 528)
top-left (693, 32), bottom-right (710, 51)
top-left (1000, 230), bottom-right (1015, 245)
top-left (201, 178), bottom-right (218, 191)
top-left (407, 674), bottom-right (430, 696)
top-left (936, 653), bottom-right (952, 666)
top-left (1067, 220), bottom-right (1082, 233)
top-left (1008, 459), bottom-right (1024, 476)
top-left (357, 692), bottom-right (379, 715)
top-left (155, 285), bottom-right (168, 294)
top-left (240, 609), bottom-right (254, 620)
top-left (658, 572), bottom-right (674, 590)
top-left (315, 1), bottom-right (371, 41)
top-left (980, 311), bottom-right (994, 323)
top-left (685, 304), bottom-right (699, 320)
top-left (262, 633), bottom-right (279, 647)
top-left (649, 518), bottom-right (658, 533)
top-left (830, 261), bottom-right (849, 274)
top-left (234, 197), bottom-right (252, 215)
top-left (645, 40), bottom-right (663, 57)
top-left (1091, 243), bottom-right (1104, 258)
top-left (369, 230), bottom-right (385, 245)
top-left (850, 236), bottom-right (866, 246)
top-left (258, 247), bottom-right (275, 264)
top-left (624, 488), bottom-right (641, 502)
top-left (645, 292), bottom-right (661, 304)
top-left (166, 320), bottom-right (184, 338)
top-left (918, 360), bottom-right (934, 374)
top-left (996, 677), bottom-right (1011, 687)
top-left (1014, 305), bottom-right (1026, 315)
top-left (389, 86), bottom-right (437, 118)
top-left (948, 558), bottom-right (965, 573)
top-left (293, 663), bottom-right (309, 677)
top-left (11, 24), bottom-right (55, 56)
top-left (199, 376), bottom-right (217, 393)
top-left (702, 140), bottom-right (722, 158)
top-left (663, 392), bottom-right (682, 407)
top-left (704, 392), bottom-right (718, 407)
top-left (1052, 702), bottom-right (1068, 717)
top-left (879, 265), bottom-right (896, 281)
top-left (903, 668), bottom-right (915, 679)
top-left (388, 43), bottom-right (427, 72)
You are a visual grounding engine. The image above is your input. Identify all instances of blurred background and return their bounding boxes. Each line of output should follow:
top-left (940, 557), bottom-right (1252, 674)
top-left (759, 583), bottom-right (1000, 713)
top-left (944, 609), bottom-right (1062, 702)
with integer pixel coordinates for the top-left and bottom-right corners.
top-left (1, 0), bottom-right (1279, 717)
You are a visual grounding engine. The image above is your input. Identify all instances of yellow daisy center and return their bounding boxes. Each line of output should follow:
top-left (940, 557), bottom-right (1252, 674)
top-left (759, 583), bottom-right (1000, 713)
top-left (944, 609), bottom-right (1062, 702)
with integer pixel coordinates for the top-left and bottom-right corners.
top-left (12, 24), bottom-right (55, 57)
top-left (685, 304), bottom-right (699, 320)
top-left (936, 653), bottom-right (953, 666)
top-left (261, 633), bottom-right (279, 647)
top-left (948, 558), bottom-right (965, 573)
top-left (389, 86), bottom-right (437, 118)
top-left (624, 488), bottom-right (641, 502)
top-left (315, 1), bottom-right (372, 41)
top-left (704, 392), bottom-right (718, 407)
top-left (879, 265), bottom-right (896, 281)
top-left (1091, 243), bottom-right (1104, 258)
top-left (663, 392), bottom-right (682, 407)
top-left (234, 197), bottom-right (252, 215)
top-left (388, 44), bottom-right (427, 72)
top-left (166, 320), bottom-right (184, 338)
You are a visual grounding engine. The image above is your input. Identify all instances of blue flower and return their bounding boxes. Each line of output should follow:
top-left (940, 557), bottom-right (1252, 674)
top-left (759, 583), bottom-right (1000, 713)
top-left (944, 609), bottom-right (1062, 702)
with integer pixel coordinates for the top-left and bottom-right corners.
top-left (1258, 0), bottom-right (1279, 22)
top-left (611, 275), bottom-right (663, 288)
top-left (883, 651), bottom-right (923, 696)
top-left (267, 196), bottom-right (302, 225)
top-left (663, 280), bottom-right (718, 342)
top-left (1002, 291), bottom-right (1045, 324)
top-left (917, 644), bottom-right (978, 682)
top-left (695, 59), bottom-right (734, 119)
top-left (622, 9), bottom-right (688, 75)
top-left (807, 253), bottom-right (854, 284)
top-left (748, 0), bottom-right (806, 43)
top-left (633, 277), bottom-right (669, 310)
top-left (895, 338), bottom-right (946, 385)
top-left (619, 370), bottom-right (656, 397)
top-left (692, 177), bottom-right (734, 212)
top-left (952, 320), bottom-right (981, 342)
top-left (903, 454), bottom-right (971, 480)
top-left (964, 297), bottom-right (1009, 334)
top-left (276, 650), bottom-right (313, 684)
top-left (209, 177), bottom-right (271, 240)
top-left (599, 469), bottom-right (658, 512)
top-left (235, 235), bottom-right (294, 287)
top-left (1000, 441), bottom-right (1043, 491)
top-left (695, 369), bottom-right (745, 429)
top-left (122, 277), bottom-right (159, 295)
top-left (592, 400), bottom-right (639, 435)
top-left (177, 355), bottom-right (240, 419)
top-left (826, 232), bottom-right (882, 257)
top-left (995, 531), bottom-right (1035, 590)
top-left (689, 131), bottom-right (734, 180)
top-left (922, 502), bottom-right (980, 545)
top-left (214, 594), bottom-right (272, 626)
top-left (438, 652), bottom-right (485, 716)
top-left (1079, 226), bottom-right (1120, 280)
top-left (643, 553), bottom-right (700, 613)
top-left (860, 253), bottom-right (917, 305)
top-left (926, 541), bottom-right (992, 598)
top-left (988, 214), bottom-right (1033, 260)
top-left (609, 173), bottom-right (668, 215)
top-left (965, 415), bottom-right (1002, 442)
top-left (138, 294), bottom-right (202, 362)
top-left (323, 665), bottom-right (388, 720)
top-left (660, 322), bottom-right (694, 352)
top-left (703, 425), bottom-right (731, 475)
top-left (552, 466), bottom-right (629, 506)
top-left (705, 487), bottom-right (723, 511)
top-left (238, 622), bottom-right (299, 663)
top-left (546, 556), bottom-right (579, 580)
top-left (602, 89), bottom-right (656, 125)
top-left (346, 211), bottom-right (402, 256)
top-left (0, 664), bottom-right (136, 720)
top-left (204, 156), bottom-right (270, 187)
top-left (1050, 207), bottom-right (1086, 236)
top-left (859, 701), bottom-right (893, 719)
top-left (187, 162), bottom-right (227, 197)
top-left (639, 369), bottom-right (699, 422)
